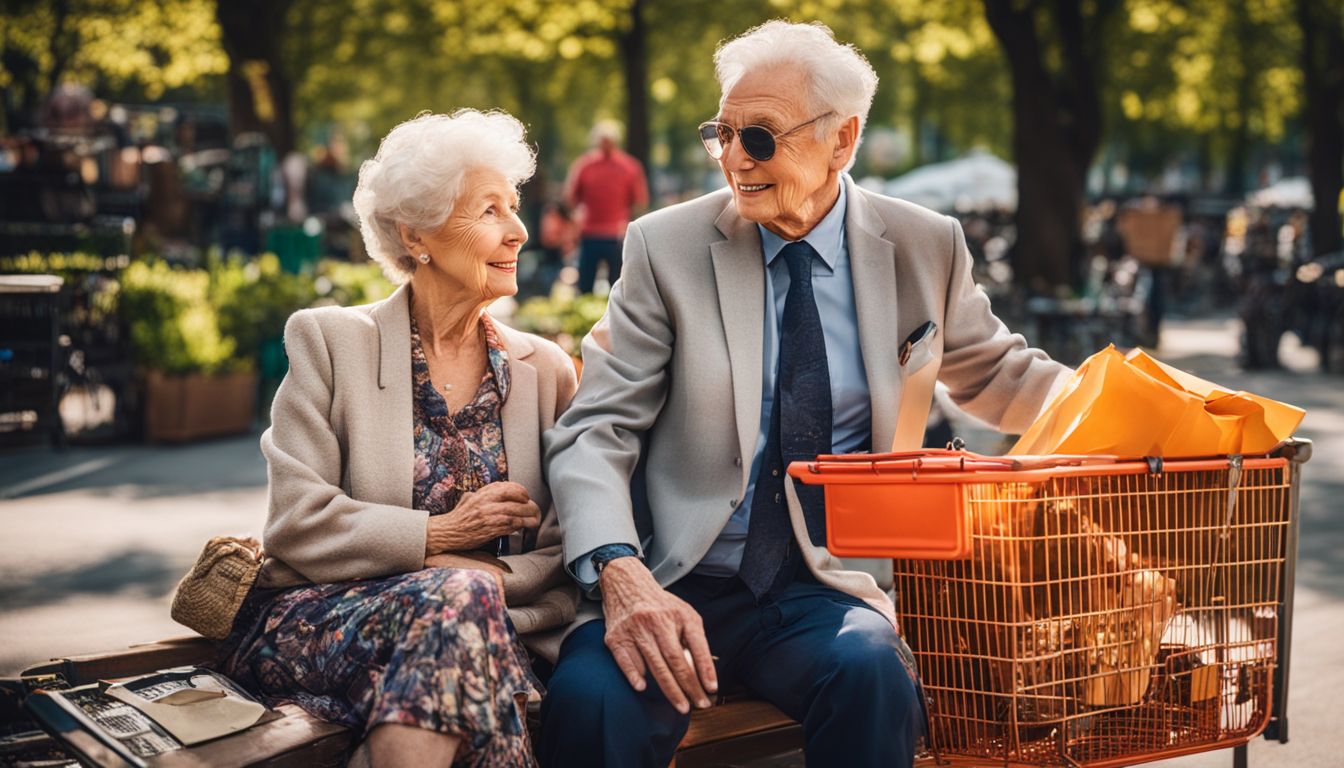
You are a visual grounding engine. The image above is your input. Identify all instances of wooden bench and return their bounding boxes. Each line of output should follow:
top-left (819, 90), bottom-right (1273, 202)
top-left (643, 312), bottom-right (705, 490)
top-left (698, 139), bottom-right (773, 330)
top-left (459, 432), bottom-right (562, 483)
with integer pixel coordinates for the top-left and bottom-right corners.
top-left (14, 636), bottom-right (802, 767)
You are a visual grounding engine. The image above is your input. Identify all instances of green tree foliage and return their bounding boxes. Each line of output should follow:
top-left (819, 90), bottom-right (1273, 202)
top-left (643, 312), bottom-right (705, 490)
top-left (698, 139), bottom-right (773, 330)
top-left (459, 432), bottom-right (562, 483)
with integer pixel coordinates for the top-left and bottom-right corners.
top-left (827, 0), bottom-right (1011, 167)
top-left (0, 0), bottom-right (228, 124)
top-left (0, 0), bottom-right (1312, 176)
top-left (1105, 0), bottom-right (1303, 193)
top-left (270, 0), bottom-right (1022, 191)
top-left (2, 1), bottom-right (1327, 242)
top-left (284, 0), bottom-right (631, 178)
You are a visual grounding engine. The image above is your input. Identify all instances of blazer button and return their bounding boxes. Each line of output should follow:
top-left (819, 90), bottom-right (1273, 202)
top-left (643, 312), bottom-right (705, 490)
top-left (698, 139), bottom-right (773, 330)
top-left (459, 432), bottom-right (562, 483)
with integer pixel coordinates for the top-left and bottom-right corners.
top-left (729, 498), bottom-right (739, 509)
top-left (734, 456), bottom-right (743, 467)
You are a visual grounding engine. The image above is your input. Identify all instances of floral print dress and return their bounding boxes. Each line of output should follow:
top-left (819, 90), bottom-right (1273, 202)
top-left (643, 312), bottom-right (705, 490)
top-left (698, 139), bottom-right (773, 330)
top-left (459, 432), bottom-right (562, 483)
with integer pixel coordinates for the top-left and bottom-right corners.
top-left (219, 314), bottom-right (538, 767)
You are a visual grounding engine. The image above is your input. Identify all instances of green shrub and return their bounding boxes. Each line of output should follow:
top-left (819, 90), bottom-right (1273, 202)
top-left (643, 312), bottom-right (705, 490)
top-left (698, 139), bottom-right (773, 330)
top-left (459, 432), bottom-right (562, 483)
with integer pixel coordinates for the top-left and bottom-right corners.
top-left (212, 252), bottom-right (317, 363)
top-left (315, 260), bottom-right (395, 307)
top-left (513, 291), bottom-right (608, 356)
top-left (118, 259), bottom-right (243, 375)
top-left (5, 251), bottom-right (397, 375)
top-left (0, 251), bottom-right (130, 275)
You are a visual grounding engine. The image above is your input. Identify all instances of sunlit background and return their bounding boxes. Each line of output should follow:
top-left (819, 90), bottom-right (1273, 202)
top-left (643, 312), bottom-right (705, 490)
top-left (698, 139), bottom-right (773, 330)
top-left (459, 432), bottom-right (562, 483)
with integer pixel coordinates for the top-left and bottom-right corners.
top-left (1, 2), bottom-right (1342, 765)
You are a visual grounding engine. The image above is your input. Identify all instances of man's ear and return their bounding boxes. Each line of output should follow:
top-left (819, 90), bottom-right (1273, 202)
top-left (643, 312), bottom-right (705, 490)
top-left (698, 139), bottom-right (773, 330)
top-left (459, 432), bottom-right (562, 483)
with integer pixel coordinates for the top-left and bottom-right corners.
top-left (397, 222), bottom-right (423, 255)
top-left (830, 115), bottom-right (860, 171)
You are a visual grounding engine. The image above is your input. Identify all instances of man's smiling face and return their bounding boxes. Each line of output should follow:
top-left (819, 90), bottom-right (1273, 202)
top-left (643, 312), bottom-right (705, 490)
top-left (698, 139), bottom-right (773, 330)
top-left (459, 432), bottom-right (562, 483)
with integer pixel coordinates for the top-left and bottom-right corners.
top-left (716, 65), bottom-right (849, 240)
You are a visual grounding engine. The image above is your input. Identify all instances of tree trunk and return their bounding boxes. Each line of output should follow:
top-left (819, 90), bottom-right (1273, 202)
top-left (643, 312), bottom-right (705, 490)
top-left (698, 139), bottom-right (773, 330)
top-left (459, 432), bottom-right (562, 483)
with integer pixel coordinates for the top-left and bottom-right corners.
top-left (215, 0), bottom-right (295, 156)
top-left (1196, 132), bottom-right (1214, 193)
top-left (1224, 0), bottom-right (1254, 198)
top-left (513, 60), bottom-right (553, 236)
top-left (910, 75), bottom-right (926, 168)
top-left (1297, 0), bottom-right (1344, 258)
top-left (984, 0), bottom-right (1117, 295)
top-left (618, 0), bottom-right (651, 171)
top-left (46, 0), bottom-right (73, 95)
top-left (2, 44), bottom-right (43, 132)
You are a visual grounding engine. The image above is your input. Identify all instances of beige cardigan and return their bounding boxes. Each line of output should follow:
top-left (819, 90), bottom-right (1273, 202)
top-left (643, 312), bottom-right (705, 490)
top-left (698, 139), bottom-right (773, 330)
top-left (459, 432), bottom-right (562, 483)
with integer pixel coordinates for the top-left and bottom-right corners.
top-left (257, 284), bottom-right (580, 660)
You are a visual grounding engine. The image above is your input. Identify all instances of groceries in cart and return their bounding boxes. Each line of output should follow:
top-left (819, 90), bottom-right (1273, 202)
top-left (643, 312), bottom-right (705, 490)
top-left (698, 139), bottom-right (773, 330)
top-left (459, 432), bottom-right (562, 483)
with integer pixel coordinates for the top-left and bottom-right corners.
top-left (1011, 344), bottom-right (1304, 457)
top-left (794, 450), bottom-right (1304, 765)
top-left (790, 350), bottom-right (1309, 766)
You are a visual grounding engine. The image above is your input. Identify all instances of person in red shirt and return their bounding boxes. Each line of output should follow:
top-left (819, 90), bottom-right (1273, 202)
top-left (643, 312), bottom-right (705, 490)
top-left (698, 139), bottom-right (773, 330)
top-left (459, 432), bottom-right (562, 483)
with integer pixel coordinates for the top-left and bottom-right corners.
top-left (536, 200), bottom-right (579, 291)
top-left (564, 121), bottom-right (649, 293)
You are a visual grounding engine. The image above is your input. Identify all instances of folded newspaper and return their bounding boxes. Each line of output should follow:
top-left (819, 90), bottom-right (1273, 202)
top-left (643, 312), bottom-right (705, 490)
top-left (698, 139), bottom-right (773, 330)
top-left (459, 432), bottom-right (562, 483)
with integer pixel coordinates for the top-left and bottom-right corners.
top-left (24, 667), bottom-right (272, 767)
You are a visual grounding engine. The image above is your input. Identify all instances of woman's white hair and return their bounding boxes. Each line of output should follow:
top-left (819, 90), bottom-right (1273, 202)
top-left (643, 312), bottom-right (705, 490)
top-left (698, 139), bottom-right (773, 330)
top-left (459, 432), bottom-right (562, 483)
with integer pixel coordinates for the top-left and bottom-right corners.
top-left (353, 109), bottom-right (536, 284)
top-left (714, 20), bottom-right (878, 164)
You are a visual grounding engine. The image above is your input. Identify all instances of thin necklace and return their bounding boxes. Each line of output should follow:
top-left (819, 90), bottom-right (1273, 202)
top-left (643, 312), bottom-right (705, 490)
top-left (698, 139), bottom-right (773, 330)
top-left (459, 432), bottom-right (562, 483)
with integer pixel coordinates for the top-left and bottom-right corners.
top-left (430, 323), bottom-right (486, 396)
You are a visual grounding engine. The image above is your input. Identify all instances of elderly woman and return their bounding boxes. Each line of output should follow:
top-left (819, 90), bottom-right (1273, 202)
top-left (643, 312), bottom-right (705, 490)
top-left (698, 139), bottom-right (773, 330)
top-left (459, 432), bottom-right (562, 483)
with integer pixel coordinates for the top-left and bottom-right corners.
top-left (217, 110), bottom-right (577, 768)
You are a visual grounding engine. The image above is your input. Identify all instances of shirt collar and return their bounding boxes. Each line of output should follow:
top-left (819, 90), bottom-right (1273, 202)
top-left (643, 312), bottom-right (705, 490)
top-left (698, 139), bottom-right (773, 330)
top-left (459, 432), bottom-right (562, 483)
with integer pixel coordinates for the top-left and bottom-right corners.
top-left (758, 178), bottom-right (847, 270)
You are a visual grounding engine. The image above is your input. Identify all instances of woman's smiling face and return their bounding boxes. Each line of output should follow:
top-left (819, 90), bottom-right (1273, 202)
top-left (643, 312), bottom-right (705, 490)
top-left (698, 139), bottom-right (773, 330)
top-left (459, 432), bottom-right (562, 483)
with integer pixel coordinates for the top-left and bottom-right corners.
top-left (416, 167), bottom-right (528, 301)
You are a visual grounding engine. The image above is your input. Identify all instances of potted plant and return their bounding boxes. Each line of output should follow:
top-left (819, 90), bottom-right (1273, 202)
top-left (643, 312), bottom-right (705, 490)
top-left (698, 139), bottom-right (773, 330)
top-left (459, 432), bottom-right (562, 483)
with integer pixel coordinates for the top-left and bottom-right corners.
top-left (119, 258), bottom-right (258, 442)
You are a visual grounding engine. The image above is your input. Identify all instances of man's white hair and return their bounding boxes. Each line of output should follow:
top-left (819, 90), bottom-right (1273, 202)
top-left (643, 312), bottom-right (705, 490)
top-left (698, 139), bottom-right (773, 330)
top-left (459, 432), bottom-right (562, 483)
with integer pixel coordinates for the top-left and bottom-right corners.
top-left (353, 109), bottom-right (536, 284)
top-left (589, 119), bottom-right (624, 147)
top-left (714, 20), bottom-right (878, 165)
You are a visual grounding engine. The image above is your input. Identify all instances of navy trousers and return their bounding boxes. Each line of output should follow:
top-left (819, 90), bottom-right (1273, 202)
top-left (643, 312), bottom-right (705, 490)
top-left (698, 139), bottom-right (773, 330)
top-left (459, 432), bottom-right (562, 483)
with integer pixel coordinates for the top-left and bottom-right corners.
top-left (577, 236), bottom-right (623, 294)
top-left (538, 573), bottom-right (924, 767)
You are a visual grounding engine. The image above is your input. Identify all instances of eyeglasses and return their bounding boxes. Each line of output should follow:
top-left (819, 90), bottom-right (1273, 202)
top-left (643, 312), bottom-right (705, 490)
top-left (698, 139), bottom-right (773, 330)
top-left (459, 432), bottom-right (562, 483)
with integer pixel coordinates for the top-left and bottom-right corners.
top-left (697, 112), bottom-right (834, 162)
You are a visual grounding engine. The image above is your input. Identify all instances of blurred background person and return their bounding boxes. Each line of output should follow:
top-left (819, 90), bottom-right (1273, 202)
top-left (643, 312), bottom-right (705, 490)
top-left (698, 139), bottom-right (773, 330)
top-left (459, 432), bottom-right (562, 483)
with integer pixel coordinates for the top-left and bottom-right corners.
top-left (536, 199), bottom-right (580, 293)
top-left (564, 119), bottom-right (648, 294)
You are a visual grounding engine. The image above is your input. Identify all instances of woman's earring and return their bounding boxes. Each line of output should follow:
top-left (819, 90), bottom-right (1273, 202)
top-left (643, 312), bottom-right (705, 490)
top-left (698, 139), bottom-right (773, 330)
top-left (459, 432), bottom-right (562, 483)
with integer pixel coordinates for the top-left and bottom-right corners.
top-left (417, 252), bottom-right (431, 264)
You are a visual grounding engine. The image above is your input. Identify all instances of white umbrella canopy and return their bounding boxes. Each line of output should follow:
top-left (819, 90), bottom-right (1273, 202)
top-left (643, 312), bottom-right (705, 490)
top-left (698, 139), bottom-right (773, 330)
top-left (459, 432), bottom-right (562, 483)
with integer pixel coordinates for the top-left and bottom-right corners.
top-left (1246, 176), bottom-right (1313, 210)
top-left (882, 150), bottom-right (1018, 213)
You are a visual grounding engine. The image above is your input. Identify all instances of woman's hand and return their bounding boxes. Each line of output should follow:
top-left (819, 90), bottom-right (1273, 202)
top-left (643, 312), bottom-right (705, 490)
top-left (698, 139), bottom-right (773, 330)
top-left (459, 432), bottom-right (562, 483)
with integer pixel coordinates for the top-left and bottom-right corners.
top-left (424, 481), bottom-right (541, 555)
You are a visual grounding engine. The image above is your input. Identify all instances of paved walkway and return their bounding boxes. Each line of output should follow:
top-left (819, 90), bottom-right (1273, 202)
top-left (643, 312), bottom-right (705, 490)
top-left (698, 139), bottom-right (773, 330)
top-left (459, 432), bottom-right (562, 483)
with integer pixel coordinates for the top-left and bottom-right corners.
top-left (1, 316), bottom-right (1339, 766)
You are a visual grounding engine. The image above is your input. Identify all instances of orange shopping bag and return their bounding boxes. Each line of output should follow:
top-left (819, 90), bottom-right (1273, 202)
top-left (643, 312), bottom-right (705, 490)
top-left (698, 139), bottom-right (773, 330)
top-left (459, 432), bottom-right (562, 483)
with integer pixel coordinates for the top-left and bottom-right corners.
top-left (1009, 345), bottom-right (1304, 457)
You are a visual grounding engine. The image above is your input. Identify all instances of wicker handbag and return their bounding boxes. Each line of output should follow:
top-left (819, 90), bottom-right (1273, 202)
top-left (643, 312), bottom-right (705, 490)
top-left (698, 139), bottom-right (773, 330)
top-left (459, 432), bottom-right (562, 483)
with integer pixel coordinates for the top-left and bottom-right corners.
top-left (170, 535), bottom-right (263, 640)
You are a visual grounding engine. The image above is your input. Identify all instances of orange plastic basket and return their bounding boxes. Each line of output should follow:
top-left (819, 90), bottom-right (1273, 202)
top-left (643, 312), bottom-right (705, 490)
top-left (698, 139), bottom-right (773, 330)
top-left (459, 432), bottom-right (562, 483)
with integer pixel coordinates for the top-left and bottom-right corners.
top-left (789, 450), bottom-right (1124, 559)
top-left (788, 446), bottom-right (1305, 767)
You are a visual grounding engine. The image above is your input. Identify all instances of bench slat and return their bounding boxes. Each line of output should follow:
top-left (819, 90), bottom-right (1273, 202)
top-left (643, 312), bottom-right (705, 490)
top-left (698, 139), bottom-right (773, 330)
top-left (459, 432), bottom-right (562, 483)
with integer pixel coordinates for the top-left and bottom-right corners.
top-left (21, 636), bottom-right (217, 686)
top-left (680, 698), bottom-right (795, 748)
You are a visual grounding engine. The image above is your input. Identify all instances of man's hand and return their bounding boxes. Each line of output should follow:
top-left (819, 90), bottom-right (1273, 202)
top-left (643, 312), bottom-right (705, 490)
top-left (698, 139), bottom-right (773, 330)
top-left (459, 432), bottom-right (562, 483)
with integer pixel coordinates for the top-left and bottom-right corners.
top-left (599, 557), bottom-right (718, 714)
top-left (425, 481), bottom-right (541, 555)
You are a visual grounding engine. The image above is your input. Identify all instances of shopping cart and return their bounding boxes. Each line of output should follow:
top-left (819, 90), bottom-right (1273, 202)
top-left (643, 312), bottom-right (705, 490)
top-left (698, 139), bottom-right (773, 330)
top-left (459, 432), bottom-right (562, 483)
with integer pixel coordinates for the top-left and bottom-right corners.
top-left (789, 439), bottom-right (1309, 767)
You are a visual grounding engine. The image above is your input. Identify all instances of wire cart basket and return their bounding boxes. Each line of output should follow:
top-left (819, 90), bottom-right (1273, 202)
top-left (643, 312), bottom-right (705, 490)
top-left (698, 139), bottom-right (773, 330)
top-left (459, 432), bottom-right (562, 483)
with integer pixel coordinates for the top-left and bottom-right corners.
top-left (790, 440), bottom-right (1309, 767)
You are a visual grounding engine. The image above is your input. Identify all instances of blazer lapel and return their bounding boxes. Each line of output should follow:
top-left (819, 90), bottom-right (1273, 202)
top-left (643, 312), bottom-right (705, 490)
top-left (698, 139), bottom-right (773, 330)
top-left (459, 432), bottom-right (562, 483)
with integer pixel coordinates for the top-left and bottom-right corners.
top-left (710, 199), bottom-right (766, 487)
top-left (499, 326), bottom-right (544, 553)
top-left (845, 179), bottom-right (901, 455)
top-left (368, 284), bottom-right (415, 507)
top-left (499, 329), bottom-right (544, 506)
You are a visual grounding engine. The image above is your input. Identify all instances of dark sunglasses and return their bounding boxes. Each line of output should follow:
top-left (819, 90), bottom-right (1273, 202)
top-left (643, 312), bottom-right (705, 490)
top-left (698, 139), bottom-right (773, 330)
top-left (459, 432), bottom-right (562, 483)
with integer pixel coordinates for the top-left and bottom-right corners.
top-left (697, 112), bottom-right (834, 162)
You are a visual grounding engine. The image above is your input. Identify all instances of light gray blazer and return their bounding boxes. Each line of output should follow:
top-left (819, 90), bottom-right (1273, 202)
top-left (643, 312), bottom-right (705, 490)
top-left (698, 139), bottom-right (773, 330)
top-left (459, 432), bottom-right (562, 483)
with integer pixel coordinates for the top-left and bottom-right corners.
top-left (257, 284), bottom-right (580, 660)
top-left (543, 176), bottom-right (1070, 629)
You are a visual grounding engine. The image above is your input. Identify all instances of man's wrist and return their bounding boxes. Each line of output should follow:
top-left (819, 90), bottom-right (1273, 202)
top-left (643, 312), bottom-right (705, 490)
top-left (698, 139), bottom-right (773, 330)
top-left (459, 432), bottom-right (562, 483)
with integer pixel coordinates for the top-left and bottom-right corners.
top-left (591, 543), bottom-right (640, 576)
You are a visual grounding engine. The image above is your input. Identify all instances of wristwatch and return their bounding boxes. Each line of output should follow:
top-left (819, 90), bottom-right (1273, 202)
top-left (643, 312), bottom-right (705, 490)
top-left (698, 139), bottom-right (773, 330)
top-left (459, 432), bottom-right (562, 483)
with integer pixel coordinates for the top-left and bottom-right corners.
top-left (591, 543), bottom-right (640, 576)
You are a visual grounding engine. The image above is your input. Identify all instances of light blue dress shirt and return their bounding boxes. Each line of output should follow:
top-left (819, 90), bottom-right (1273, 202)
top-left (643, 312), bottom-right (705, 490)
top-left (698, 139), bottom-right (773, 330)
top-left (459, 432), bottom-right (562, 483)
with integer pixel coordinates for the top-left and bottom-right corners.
top-left (695, 180), bottom-right (871, 577)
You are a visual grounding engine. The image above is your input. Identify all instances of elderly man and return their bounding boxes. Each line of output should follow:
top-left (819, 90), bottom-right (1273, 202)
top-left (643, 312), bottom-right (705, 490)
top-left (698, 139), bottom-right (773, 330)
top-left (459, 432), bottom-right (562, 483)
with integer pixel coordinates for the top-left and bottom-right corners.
top-left (540, 20), bottom-right (1070, 768)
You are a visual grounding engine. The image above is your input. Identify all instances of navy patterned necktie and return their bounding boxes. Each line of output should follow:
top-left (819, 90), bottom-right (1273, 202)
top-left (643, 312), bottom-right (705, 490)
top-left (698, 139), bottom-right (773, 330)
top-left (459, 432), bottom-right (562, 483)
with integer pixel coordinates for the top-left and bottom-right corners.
top-left (740, 240), bottom-right (832, 599)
